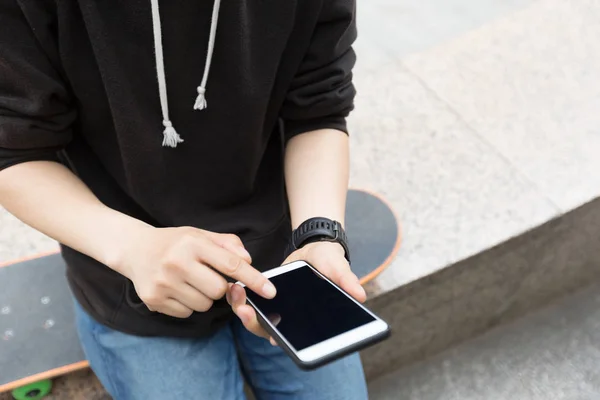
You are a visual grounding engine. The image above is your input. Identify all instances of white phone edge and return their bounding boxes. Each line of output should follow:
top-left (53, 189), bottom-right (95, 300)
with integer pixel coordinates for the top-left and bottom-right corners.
top-left (236, 260), bottom-right (389, 364)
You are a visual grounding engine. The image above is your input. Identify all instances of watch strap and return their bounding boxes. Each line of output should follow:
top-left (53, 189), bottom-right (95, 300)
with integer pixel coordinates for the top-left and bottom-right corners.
top-left (289, 217), bottom-right (350, 262)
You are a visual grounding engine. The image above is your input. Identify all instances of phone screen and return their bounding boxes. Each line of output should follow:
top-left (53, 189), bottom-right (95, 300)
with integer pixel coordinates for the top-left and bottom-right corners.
top-left (245, 264), bottom-right (376, 351)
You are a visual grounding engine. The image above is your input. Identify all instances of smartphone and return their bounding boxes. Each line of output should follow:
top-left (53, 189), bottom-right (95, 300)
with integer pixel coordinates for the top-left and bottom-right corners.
top-left (237, 260), bottom-right (390, 370)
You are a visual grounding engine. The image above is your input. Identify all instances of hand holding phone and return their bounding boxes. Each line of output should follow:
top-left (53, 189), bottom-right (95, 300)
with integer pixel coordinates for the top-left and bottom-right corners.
top-left (228, 241), bottom-right (366, 342)
top-left (233, 260), bottom-right (390, 370)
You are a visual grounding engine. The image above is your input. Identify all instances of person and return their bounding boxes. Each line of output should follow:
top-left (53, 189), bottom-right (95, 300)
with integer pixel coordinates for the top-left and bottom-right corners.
top-left (0, 0), bottom-right (368, 399)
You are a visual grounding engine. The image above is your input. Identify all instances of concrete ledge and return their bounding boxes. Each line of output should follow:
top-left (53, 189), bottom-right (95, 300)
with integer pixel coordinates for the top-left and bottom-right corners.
top-left (361, 196), bottom-right (600, 380)
top-left (368, 281), bottom-right (600, 399)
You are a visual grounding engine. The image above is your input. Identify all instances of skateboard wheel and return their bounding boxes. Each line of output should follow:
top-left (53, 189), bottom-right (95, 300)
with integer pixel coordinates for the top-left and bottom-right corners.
top-left (11, 379), bottom-right (52, 400)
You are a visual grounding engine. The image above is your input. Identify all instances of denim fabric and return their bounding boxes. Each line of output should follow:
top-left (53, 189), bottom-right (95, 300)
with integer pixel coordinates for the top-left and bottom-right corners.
top-left (74, 300), bottom-right (368, 400)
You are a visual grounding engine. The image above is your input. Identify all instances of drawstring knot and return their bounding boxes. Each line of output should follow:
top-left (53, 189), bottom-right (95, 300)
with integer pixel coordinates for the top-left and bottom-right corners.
top-left (194, 86), bottom-right (207, 110)
top-left (162, 120), bottom-right (183, 148)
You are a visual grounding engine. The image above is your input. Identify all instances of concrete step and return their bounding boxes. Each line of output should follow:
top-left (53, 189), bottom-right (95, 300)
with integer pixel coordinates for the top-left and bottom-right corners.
top-left (368, 282), bottom-right (600, 400)
top-left (360, 197), bottom-right (600, 380)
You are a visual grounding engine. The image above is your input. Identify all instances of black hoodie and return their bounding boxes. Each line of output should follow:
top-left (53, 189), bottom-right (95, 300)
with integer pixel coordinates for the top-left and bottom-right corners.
top-left (0, 0), bottom-right (356, 337)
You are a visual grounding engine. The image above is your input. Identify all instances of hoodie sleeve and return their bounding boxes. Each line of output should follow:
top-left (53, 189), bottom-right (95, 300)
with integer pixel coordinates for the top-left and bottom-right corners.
top-left (0, 1), bottom-right (76, 172)
top-left (280, 0), bottom-right (357, 141)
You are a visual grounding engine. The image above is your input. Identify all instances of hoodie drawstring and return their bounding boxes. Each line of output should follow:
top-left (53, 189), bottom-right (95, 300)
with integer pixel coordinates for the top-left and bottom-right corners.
top-left (150, 0), bottom-right (222, 148)
top-left (194, 0), bottom-right (221, 111)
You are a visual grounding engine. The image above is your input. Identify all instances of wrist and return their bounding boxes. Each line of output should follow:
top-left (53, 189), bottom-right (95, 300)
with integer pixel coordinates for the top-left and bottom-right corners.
top-left (301, 240), bottom-right (346, 255)
top-left (97, 212), bottom-right (154, 277)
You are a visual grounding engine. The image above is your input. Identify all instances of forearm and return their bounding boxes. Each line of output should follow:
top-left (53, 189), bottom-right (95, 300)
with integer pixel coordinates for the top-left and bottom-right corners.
top-left (0, 161), bottom-right (150, 271)
top-left (284, 129), bottom-right (349, 229)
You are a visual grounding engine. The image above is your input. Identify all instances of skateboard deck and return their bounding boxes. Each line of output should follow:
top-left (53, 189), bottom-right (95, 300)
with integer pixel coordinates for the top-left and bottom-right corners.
top-left (345, 189), bottom-right (401, 284)
top-left (0, 252), bottom-right (88, 399)
top-left (0, 188), bottom-right (400, 399)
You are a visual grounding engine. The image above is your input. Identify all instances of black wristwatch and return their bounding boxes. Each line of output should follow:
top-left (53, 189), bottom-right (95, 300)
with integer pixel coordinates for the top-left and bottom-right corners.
top-left (286, 217), bottom-right (350, 262)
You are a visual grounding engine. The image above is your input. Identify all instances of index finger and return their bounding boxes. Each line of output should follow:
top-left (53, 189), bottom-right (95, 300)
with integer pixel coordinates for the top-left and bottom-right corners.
top-left (199, 243), bottom-right (276, 299)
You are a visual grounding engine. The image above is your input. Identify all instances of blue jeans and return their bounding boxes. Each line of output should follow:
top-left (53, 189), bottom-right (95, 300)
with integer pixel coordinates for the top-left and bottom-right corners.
top-left (74, 301), bottom-right (368, 400)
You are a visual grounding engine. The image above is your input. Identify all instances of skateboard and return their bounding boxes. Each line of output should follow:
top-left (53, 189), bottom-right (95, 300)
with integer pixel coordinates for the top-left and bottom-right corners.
top-left (0, 189), bottom-right (400, 399)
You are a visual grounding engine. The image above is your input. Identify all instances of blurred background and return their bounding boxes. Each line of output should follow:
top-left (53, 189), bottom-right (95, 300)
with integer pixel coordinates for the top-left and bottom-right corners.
top-left (2, 0), bottom-right (600, 399)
